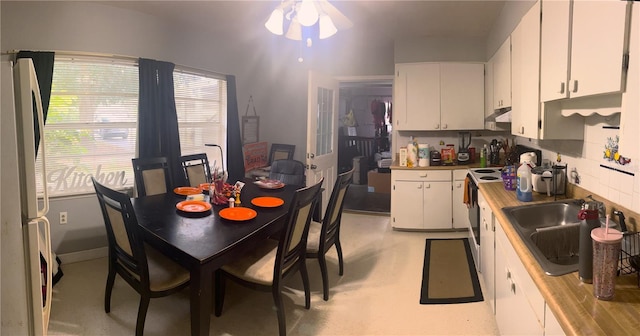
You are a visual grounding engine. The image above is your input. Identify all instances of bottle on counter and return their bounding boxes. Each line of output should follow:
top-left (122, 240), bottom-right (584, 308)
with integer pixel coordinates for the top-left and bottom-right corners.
top-left (578, 203), bottom-right (601, 283)
top-left (480, 144), bottom-right (488, 168)
top-left (407, 136), bottom-right (418, 168)
top-left (516, 161), bottom-right (533, 202)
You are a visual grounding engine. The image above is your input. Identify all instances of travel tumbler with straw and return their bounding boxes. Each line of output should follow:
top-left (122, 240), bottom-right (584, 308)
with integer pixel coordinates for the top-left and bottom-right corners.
top-left (591, 215), bottom-right (623, 301)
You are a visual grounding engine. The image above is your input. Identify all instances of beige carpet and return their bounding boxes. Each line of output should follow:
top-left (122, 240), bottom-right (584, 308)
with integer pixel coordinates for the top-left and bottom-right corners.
top-left (420, 238), bottom-right (484, 304)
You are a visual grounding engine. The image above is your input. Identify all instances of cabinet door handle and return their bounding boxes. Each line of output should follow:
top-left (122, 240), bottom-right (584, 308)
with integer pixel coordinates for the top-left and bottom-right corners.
top-left (511, 282), bottom-right (516, 294)
top-left (456, 183), bottom-right (462, 188)
top-left (420, 174), bottom-right (428, 178)
top-left (519, 126), bottom-right (525, 134)
top-left (571, 80), bottom-right (579, 93)
top-left (558, 82), bottom-right (565, 94)
top-left (434, 124), bottom-right (440, 129)
top-left (442, 124), bottom-right (448, 130)
top-left (506, 268), bottom-right (511, 279)
top-left (425, 183), bottom-right (431, 189)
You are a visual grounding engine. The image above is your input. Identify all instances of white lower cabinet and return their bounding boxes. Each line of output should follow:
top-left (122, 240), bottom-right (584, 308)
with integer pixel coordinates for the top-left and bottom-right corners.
top-left (544, 303), bottom-right (565, 336)
top-left (452, 169), bottom-right (470, 229)
top-left (495, 220), bottom-right (544, 335)
top-left (391, 170), bottom-right (452, 230)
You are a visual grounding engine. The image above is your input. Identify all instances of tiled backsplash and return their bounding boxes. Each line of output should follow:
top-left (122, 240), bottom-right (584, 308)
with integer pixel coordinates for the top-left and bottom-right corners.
top-left (521, 114), bottom-right (639, 213)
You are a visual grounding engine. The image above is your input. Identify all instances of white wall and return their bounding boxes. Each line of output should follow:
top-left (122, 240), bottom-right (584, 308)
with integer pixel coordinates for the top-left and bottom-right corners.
top-left (0, 1), bottom-right (396, 255)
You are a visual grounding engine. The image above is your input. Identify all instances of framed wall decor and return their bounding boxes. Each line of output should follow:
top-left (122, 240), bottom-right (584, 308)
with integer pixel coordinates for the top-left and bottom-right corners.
top-left (242, 115), bottom-right (259, 144)
top-left (242, 95), bottom-right (259, 144)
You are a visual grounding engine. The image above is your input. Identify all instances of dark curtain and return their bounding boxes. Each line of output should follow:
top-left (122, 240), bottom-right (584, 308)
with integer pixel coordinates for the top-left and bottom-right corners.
top-left (137, 58), bottom-right (184, 186)
top-left (226, 75), bottom-right (245, 182)
top-left (16, 51), bottom-right (55, 154)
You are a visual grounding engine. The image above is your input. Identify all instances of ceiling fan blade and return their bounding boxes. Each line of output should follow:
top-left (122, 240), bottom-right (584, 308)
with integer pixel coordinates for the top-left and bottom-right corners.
top-left (316, 0), bottom-right (353, 30)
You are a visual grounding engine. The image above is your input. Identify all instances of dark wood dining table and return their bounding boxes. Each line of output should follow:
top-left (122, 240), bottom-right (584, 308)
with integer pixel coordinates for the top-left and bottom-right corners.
top-left (130, 179), bottom-right (299, 336)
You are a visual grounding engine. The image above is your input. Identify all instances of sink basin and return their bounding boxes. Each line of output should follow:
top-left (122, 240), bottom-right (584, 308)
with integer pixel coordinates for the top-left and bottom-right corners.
top-left (502, 200), bottom-right (584, 276)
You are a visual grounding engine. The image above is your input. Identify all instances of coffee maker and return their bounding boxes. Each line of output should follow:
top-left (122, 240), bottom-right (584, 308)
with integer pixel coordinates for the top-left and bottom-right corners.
top-left (457, 132), bottom-right (472, 164)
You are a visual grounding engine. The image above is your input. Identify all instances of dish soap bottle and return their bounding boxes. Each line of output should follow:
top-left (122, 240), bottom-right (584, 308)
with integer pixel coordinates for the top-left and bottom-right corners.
top-left (480, 144), bottom-right (488, 168)
top-left (517, 161), bottom-right (533, 202)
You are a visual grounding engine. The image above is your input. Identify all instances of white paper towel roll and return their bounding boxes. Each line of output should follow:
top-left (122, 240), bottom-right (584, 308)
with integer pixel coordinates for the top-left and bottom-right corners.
top-left (418, 144), bottom-right (429, 159)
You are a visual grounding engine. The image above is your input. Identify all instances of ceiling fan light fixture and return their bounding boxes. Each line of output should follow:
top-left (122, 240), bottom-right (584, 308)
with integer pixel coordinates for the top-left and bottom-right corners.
top-left (297, 0), bottom-right (319, 27)
top-left (318, 14), bottom-right (337, 39)
top-left (265, 8), bottom-right (284, 35)
top-left (285, 17), bottom-right (303, 41)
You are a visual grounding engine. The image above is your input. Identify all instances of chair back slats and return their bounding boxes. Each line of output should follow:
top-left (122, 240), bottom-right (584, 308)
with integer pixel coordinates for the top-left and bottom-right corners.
top-left (93, 177), bottom-right (149, 283)
top-left (288, 203), bottom-right (313, 253)
top-left (185, 164), bottom-right (207, 186)
top-left (320, 169), bottom-right (354, 244)
top-left (180, 153), bottom-right (211, 187)
top-left (277, 179), bottom-right (323, 272)
top-left (105, 205), bottom-right (134, 256)
top-left (132, 157), bottom-right (173, 197)
top-left (141, 168), bottom-right (169, 196)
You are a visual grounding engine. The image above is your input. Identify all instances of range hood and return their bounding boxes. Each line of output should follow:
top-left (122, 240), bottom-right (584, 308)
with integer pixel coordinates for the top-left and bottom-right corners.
top-left (485, 107), bottom-right (512, 123)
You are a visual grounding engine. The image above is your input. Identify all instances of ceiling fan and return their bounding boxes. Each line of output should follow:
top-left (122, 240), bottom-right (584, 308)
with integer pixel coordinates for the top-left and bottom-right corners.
top-left (265, 0), bottom-right (353, 41)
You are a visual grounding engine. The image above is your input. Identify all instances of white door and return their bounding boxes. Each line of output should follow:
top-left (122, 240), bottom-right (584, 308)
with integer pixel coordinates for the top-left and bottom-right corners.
top-left (306, 71), bottom-right (339, 218)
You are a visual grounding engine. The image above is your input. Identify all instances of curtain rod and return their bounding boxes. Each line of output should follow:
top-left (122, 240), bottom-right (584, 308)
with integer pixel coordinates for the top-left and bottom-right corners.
top-left (3, 49), bottom-right (227, 79)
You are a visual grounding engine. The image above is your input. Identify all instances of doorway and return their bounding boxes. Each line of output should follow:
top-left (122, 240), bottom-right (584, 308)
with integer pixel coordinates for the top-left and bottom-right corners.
top-left (337, 77), bottom-right (392, 214)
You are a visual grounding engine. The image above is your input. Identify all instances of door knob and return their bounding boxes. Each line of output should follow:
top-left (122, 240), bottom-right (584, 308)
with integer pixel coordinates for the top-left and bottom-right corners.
top-left (310, 164), bottom-right (317, 169)
top-left (309, 153), bottom-right (315, 158)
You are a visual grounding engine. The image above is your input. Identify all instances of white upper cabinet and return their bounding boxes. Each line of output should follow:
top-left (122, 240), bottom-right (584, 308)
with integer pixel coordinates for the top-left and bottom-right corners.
top-left (540, 0), bottom-right (632, 102)
top-left (440, 63), bottom-right (485, 130)
top-left (394, 62), bottom-right (484, 131)
top-left (511, 1), bottom-right (541, 139)
top-left (394, 63), bottom-right (440, 130)
top-left (493, 37), bottom-right (511, 110)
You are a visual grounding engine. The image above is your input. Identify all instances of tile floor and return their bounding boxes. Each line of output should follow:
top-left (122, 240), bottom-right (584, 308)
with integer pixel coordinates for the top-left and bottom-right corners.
top-left (48, 213), bottom-right (499, 336)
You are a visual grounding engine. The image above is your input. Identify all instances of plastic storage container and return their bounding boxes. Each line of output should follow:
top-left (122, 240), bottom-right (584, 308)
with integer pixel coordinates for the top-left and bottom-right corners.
top-left (591, 227), bottom-right (623, 300)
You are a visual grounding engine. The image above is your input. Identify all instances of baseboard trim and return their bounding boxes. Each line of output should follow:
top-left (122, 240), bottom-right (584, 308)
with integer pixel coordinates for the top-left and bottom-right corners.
top-left (58, 247), bottom-right (108, 264)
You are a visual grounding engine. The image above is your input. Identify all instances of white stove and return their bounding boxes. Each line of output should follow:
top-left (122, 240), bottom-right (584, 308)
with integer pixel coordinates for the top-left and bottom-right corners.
top-left (468, 167), bottom-right (503, 184)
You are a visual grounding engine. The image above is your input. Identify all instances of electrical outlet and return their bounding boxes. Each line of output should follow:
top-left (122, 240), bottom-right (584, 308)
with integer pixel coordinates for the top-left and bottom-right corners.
top-left (60, 212), bottom-right (68, 224)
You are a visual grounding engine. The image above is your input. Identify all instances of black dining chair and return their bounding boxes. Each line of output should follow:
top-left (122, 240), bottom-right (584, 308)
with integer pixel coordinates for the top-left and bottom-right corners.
top-left (132, 156), bottom-right (173, 197)
top-left (306, 168), bottom-right (354, 300)
top-left (180, 153), bottom-right (211, 187)
top-left (214, 178), bottom-right (324, 336)
top-left (91, 178), bottom-right (190, 336)
top-left (269, 159), bottom-right (306, 187)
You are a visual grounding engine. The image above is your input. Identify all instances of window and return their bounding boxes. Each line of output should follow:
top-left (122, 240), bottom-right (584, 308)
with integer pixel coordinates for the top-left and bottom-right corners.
top-left (46, 56), bottom-right (138, 196)
top-left (173, 69), bottom-right (227, 173)
top-left (45, 56), bottom-right (227, 197)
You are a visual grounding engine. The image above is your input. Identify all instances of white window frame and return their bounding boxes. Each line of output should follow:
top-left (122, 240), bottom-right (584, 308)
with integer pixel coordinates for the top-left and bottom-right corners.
top-left (45, 55), bottom-right (228, 197)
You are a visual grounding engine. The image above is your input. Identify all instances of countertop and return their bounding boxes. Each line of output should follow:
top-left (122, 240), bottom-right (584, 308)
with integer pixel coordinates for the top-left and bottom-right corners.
top-left (479, 182), bottom-right (640, 335)
top-left (389, 161), bottom-right (499, 170)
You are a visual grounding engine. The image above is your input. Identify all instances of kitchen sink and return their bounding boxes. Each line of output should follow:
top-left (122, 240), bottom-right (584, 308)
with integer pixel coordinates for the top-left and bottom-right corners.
top-left (502, 200), bottom-right (585, 276)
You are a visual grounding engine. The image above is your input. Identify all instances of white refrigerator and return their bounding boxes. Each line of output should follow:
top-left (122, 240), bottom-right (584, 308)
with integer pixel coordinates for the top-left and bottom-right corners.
top-left (1, 58), bottom-right (53, 335)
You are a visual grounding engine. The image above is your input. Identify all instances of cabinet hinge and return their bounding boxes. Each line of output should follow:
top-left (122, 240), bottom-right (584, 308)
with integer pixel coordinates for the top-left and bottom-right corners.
top-left (623, 53), bottom-right (630, 72)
